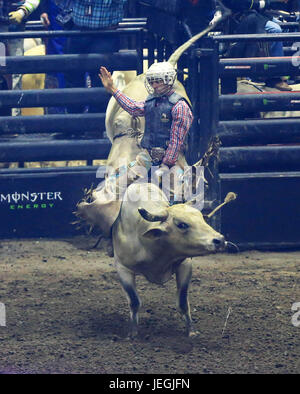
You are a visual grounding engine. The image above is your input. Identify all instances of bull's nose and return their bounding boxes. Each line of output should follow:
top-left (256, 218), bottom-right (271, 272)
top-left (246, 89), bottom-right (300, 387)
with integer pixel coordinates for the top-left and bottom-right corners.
top-left (213, 236), bottom-right (225, 247)
top-left (213, 238), bottom-right (222, 245)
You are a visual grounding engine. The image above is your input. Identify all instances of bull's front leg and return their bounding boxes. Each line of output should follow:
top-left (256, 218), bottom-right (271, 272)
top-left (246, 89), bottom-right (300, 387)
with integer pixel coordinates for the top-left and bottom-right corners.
top-left (115, 259), bottom-right (141, 339)
top-left (175, 260), bottom-right (198, 337)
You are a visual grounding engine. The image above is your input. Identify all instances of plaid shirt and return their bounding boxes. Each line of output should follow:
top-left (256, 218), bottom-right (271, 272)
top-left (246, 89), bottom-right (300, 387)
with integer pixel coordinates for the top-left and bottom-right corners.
top-left (72, 0), bottom-right (127, 29)
top-left (113, 89), bottom-right (193, 167)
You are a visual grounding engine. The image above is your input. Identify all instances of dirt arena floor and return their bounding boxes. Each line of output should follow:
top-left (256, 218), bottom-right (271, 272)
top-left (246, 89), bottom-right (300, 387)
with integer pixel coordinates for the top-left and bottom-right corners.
top-left (0, 236), bottom-right (299, 374)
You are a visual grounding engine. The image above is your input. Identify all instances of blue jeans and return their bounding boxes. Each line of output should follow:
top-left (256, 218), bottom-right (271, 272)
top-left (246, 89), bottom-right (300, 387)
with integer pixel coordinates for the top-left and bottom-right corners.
top-left (47, 0), bottom-right (67, 90)
top-left (265, 19), bottom-right (284, 57)
top-left (64, 24), bottom-right (120, 113)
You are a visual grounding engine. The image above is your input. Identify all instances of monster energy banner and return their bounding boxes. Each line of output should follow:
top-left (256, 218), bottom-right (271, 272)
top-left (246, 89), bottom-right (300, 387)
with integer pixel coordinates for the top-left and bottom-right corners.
top-left (0, 167), bottom-right (100, 238)
top-left (1, 191), bottom-right (63, 209)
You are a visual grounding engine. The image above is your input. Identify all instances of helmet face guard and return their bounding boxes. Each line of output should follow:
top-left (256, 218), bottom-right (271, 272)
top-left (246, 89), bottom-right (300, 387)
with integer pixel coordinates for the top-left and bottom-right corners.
top-left (145, 62), bottom-right (177, 95)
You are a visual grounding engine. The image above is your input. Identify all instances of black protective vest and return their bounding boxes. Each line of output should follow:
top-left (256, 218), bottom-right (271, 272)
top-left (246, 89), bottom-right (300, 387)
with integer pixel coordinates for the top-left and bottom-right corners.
top-left (141, 92), bottom-right (188, 150)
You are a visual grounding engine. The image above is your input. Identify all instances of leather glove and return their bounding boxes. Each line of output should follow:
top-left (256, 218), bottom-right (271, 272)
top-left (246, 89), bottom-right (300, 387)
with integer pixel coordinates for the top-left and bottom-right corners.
top-left (9, 10), bottom-right (25, 24)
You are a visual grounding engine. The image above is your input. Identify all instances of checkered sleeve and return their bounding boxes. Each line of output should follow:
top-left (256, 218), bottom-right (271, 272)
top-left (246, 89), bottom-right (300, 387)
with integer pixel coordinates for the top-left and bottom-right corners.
top-left (163, 100), bottom-right (193, 167)
top-left (113, 89), bottom-right (145, 117)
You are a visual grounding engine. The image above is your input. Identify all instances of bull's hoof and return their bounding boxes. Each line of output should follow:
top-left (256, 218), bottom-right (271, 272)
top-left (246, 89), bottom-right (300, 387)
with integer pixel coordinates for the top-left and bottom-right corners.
top-left (126, 326), bottom-right (139, 341)
top-left (126, 331), bottom-right (138, 341)
top-left (106, 243), bottom-right (114, 257)
top-left (188, 330), bottom-right (200, 338)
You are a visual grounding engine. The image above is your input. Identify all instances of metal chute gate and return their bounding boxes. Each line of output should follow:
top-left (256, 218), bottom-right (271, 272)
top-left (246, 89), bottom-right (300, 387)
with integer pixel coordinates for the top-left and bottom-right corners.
top-left (215, 33), bottom-right (300, 250)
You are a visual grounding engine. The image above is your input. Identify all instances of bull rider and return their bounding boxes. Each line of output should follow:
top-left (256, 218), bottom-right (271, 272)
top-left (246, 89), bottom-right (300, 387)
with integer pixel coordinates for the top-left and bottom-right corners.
top-left (99, 62), bottom-right (194, 203)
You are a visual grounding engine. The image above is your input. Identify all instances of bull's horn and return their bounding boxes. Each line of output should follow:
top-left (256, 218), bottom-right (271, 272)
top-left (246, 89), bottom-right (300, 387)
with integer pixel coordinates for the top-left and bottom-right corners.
top-left (207, 192), bottom-right (237, 218)
top-left (138, 207), bottom-right (169, 222)
top-left (167, 0), bottom-right (231, 67)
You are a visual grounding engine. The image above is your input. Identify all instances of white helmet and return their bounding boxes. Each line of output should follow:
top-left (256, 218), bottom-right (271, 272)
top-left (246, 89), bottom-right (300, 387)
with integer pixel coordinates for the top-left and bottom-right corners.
top-left (145, 62), bottom-right (177, 95)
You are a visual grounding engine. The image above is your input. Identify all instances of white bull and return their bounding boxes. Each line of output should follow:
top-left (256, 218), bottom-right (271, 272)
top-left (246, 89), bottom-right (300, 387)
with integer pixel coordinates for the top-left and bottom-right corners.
top-left (113, 182), bottom-right (225, 338)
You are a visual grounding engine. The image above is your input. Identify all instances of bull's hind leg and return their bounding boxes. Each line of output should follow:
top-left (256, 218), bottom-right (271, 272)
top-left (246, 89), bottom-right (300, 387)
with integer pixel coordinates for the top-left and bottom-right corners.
top-left (115, 259), bottom-right (141, 339)
top-left (175, 260), bottom-right (198, 337)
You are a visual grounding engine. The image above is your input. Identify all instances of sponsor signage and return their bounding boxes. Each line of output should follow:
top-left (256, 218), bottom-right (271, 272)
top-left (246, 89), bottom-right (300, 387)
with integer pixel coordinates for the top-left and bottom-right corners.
top-left (0, 167), bottom-right (100, 238)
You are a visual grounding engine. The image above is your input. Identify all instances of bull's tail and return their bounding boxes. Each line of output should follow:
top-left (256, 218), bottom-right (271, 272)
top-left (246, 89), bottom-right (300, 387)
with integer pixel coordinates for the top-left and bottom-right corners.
top-left (168, 26), bottom-right (214, 68)
top-left (167, 0), bottom-right (231, 68)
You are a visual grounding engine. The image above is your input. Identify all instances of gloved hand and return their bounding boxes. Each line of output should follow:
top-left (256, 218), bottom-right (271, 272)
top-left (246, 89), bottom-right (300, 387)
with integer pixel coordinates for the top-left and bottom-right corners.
top-left (127, 166), bottom-right (144, 182)
top-left (155, 164), bottom-right (170, 178)
top-left (259, 1), bottom-right (266, 9)
top-left (258, 0), bottom-right (272, 10)
top-left (9, 9), bottom-right (25, 24)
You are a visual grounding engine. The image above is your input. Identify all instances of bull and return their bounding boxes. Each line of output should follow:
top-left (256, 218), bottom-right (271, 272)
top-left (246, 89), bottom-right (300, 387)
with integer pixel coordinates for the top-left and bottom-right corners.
top-left (113, 182), bottom-right (225, 338)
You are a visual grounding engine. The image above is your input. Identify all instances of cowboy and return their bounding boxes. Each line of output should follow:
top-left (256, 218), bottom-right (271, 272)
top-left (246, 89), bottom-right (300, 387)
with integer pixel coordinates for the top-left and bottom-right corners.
top-left (99, 62), bottom-right (193, 202)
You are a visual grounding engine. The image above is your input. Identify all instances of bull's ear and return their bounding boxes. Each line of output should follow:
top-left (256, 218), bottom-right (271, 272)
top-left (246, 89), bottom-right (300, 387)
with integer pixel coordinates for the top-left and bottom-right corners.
top-left (142, 228), bottom-right (168, 239)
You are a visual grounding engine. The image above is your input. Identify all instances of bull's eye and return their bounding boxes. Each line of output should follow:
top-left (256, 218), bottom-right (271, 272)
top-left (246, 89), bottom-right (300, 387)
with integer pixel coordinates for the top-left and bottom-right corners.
top-left (176, 222), bottom-right (189, 230)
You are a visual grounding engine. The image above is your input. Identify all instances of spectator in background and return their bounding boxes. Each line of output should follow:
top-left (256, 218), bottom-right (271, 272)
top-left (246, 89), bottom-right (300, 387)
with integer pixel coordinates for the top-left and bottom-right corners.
top-left (268, 0), bottom-right (300, 15)
top-left (180, 0), bottom-right (217, 37)
top-left (0, 0), bottom-right (41, 115)
top-left (222, 0), bottom-right (293, 90)
top-left (262, 9), bottom-right (291, 90)
top-left (40, 0), bottom-right (67, 113)
top-left (264, 0), bottom-right (300, 42)
top-left (222, 0), bottom-right (271, 56)
top-left (263, 0), bottom-right (300, 90)
top-left (64, 0), bottom-right (128, 114)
